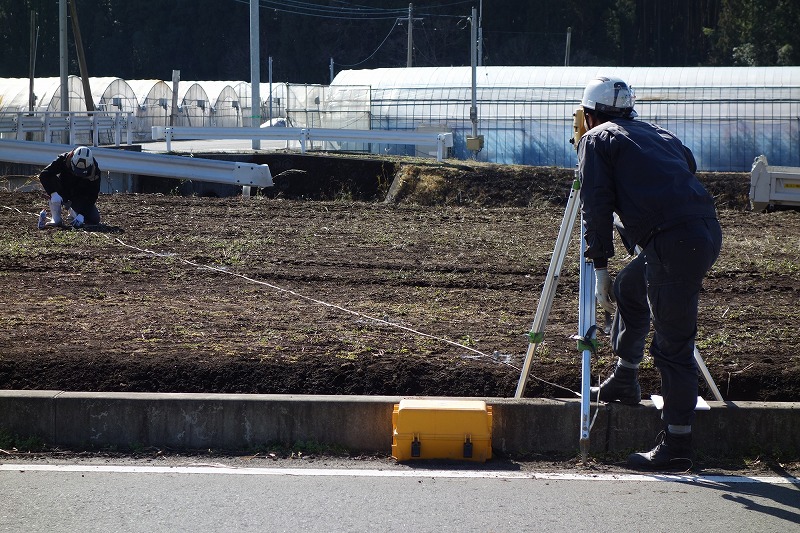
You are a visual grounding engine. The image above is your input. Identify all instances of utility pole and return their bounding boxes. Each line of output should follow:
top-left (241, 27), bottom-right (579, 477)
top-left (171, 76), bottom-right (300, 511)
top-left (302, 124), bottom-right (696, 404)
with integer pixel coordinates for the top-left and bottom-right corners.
top-left (470, 6), bottom-right (477, 140)
top-left (466, 6), bottom-right (483, 156)
top-left (28, 11), bottom-right (38, 113)
top-left (68, 0), bottom-right (94, 112)
top-left (250, 0), bottom-right (261, 148)
top-left (564, 27), bottom-right (572, 66)
top-left (170, 70), bottom-right (180, 127)
top-left (406, 3), bottom-right (413, 67)
top-left (478, 0), bottom-right (483, 67)
top-left (268, 56), bottom-right (274, 122)
top-left (28, 10), bottom-right (38, 142)
top-left (399, 4), bottom-right (422, 68)
top-left (59, 0), bottom-right (68, 142)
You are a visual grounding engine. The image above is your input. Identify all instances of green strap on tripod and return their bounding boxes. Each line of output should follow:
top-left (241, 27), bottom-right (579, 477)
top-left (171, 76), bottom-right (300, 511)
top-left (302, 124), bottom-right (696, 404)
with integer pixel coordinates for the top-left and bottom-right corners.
top-left (527, 331), bottom-right (545, 344)
top-left (572, 325), bottom-right (599, 353)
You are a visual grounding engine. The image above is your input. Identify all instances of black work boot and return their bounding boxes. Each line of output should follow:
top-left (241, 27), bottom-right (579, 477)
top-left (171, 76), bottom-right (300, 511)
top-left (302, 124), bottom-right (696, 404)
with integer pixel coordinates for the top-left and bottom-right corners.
top-left (589, 365), bottom-right (641, 405)
top-left (627, 431), bottom-right (693, 470)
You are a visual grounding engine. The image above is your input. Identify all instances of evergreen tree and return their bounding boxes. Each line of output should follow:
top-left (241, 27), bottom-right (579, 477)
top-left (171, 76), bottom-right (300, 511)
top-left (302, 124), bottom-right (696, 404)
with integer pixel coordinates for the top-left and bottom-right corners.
top-left (0, 0), bottom-right (795, 83)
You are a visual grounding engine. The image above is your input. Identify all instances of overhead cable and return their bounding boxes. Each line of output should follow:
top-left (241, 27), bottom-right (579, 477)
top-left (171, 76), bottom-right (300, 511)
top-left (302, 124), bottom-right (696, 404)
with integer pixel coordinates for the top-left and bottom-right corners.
top-left (232, 0), bottom-right (476, 21)
top-left (334, 20), bottom-right (400, 67)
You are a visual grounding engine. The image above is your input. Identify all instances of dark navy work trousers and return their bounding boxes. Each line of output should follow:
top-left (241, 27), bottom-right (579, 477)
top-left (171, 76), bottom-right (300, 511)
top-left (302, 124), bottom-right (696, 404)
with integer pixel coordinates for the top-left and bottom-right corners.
top-left (611, 217), bottom-right (722, 426)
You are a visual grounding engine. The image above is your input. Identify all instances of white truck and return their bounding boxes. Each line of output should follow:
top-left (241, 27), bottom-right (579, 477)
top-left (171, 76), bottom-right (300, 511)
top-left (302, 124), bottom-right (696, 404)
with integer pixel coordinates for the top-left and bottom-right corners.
top-left (749, 155), bottom-right (800, 211)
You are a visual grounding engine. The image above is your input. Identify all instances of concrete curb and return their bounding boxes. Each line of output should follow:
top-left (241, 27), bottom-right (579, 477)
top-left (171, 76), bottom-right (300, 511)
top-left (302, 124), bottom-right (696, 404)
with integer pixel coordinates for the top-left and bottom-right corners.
top-left (1, 390), bottom-right (798, 459)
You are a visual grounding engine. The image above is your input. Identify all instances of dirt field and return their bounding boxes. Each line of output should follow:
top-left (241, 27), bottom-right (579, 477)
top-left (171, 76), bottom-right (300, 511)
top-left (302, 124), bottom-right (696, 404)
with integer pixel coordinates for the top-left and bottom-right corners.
top-left (1, 158), bottom-right (798, 402)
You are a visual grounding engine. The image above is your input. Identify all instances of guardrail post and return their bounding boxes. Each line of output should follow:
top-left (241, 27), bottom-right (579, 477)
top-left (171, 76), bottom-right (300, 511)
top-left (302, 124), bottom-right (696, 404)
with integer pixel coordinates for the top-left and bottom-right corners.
top-left (93, 115), bottom-right (100, 147)
top-left (43, 113), bottom-right (51, 143)
top-left (114, 112), bottom-right (122, 146)
top-left (15, 112), bottom-right (23, 141)
top-left (300, 128), bottom-right (309, 154)
top-left (436, 134), bottom-right (445, 162)
top-left (166, 127), bottom-right (173, 152)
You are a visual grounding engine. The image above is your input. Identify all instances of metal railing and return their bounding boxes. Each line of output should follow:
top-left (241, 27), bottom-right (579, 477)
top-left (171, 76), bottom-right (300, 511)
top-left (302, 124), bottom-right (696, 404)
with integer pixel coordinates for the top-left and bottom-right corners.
top-left (151, 126), bottom-right (454, 162)
top-left (0, 111), bottom-right (135, 147)
top-left (6, 79), bottom-right (798, 171)
top-left (365, 85), bottom-right (800, 171)
top-left (0, 139), bottom-right (272, 192)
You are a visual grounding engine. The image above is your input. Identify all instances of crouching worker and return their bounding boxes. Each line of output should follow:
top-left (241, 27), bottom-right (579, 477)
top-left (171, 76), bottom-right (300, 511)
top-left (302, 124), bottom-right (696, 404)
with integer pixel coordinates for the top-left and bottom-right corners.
top-left (38, 146), bottom-right (101, 228)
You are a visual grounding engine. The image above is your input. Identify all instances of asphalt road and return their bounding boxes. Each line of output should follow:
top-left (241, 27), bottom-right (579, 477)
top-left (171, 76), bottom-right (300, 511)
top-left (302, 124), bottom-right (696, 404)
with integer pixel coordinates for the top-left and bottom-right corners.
top-left (2, 458), bottom-right (799, 532)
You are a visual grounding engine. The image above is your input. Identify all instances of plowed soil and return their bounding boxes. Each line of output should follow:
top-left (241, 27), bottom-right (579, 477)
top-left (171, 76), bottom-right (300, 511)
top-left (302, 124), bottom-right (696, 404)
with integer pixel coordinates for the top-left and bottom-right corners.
top-left (1, 157), bottom-right (799, 401)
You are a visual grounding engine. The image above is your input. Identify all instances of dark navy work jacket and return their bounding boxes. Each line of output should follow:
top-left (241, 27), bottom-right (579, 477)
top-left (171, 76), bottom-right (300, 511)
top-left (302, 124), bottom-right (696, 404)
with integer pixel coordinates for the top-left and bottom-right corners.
top-left (577, 118), bottom-right (717, 267)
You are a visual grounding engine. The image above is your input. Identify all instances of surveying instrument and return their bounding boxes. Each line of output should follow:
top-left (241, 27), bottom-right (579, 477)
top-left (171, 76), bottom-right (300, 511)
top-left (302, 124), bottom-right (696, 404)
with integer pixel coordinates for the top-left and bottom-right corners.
top-left (514, 107), bottom-right (723, 462)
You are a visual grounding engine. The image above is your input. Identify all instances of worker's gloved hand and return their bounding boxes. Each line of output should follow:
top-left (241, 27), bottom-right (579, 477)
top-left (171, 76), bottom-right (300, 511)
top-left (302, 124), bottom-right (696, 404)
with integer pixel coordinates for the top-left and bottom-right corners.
top-left (71, 214), bottom-right (85, 228)
top-left (595, 268), bottom-right (616, 314)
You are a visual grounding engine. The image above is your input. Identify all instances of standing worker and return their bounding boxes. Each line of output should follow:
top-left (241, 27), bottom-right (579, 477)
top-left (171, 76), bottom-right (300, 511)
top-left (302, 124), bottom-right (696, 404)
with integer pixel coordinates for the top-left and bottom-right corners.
top-left (576, 76), bottom-right (722, 468)
top-left (38, 146), bottom-right (102, 228)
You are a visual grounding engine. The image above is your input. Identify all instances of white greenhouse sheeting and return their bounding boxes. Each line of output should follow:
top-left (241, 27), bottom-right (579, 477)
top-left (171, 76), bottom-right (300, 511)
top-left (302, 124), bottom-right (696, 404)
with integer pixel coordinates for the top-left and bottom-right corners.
top-left (331, 66), bottom-right (800, 171)
top-left (3, 68), bottom-right (799, 171)
top-left (128, 79), bottom-right (173, 138)
top-left (97, 78), bottom-right (139, 114)
top-left (331, 66), bottom-right (800, 90)
top-left (260, 82), bottom-right (288, 123)
top-left (176, 82), bottom-right (210, 128)
top-left (190, 81), bottom-right (242, 127)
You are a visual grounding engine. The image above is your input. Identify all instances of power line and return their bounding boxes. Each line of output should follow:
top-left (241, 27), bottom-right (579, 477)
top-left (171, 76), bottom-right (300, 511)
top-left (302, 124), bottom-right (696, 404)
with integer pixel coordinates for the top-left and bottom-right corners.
top-left (257, 0), bottom-right (408, 20)
top-left (232, 0), bottom-right (401, 20)
top-left (230, 0), bottom-right (477, 70)
top-left (268, 0), bottom-right (475, 16)
top-left (233, 0), bottom-right (475, 21)
top-left (334, 20), bottom-right (401, 67)
top-left (485, 30), bottom-right (571, 36)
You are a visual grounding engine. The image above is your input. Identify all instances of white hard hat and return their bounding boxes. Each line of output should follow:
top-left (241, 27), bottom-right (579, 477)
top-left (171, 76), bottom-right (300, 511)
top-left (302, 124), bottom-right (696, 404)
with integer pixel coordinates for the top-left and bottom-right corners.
top-left (581, 76), bottom-right (638, 118)
top-left (70, 146), bottom-right (95, 177)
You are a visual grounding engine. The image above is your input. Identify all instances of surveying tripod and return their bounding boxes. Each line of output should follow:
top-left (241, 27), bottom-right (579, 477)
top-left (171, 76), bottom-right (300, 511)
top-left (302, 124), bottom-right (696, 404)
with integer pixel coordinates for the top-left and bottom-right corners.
top-left (514, 108), bottom-right (723, 462)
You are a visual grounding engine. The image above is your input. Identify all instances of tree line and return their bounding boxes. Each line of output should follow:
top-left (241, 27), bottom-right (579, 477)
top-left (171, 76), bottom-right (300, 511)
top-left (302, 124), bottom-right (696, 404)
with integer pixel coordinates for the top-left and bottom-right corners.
top-left (0, 0), bottom-right (797, 85)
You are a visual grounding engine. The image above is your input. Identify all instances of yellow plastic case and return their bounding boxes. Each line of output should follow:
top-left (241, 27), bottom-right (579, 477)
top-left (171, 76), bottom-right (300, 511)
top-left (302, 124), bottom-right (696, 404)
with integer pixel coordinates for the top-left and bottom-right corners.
top-left (392, 399), bottom-right (492, 462)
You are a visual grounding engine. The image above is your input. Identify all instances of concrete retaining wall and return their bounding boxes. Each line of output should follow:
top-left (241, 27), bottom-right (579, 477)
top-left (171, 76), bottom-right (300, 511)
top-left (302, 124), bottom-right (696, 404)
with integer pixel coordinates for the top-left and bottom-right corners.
top-left (1, 391), bottom-right (797, 459)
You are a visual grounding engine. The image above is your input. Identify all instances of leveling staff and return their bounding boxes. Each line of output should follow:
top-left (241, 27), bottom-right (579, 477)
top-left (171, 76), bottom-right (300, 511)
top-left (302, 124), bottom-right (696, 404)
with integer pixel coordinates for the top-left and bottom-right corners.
top-left (576, 76), bottom-right (722, 469)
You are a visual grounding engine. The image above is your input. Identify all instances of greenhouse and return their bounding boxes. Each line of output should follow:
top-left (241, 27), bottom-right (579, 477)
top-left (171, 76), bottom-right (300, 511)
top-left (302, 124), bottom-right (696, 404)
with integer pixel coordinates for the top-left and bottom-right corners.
top-left (0, 76), bottom-right (86, 115)
top-left (3, 66), bottom-right (799, 171)
top-left (127, 79), bottom-right (172, 140)
top-left (259, 82), bottom-right (289, 125)
top-left (0, 76), bottom-right (89, 142)
top-left (191, 81), bottom-right (240, 128)
top-left (96, 78), bottom-right (138, 114)
top-left (175, 82), bottom-right (210, 128)
top-left (330, 66), bottom-right (800, 171)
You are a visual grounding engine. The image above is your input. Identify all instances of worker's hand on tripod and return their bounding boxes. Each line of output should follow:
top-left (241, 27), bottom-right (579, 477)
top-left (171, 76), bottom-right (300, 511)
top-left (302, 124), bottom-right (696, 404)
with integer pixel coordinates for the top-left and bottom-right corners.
top-left (595, 268), bottom-right (616, 314)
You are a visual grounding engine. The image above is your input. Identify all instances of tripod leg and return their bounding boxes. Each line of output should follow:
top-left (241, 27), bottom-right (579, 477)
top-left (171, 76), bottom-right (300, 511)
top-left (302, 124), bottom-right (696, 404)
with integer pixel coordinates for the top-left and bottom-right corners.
top-left (694, 346), bottom-right (723, 401)
top-left (515, 180), bottom-right (582, 398)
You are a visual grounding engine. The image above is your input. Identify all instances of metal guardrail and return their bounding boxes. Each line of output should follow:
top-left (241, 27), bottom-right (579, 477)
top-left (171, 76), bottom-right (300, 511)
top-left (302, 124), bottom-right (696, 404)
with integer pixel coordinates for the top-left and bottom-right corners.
top-left (151, 126), bottom-right (454, 162)
top-left (0, 111), bottom-right (135, 147)
top-left (0, 139), bottom-right (272, 190)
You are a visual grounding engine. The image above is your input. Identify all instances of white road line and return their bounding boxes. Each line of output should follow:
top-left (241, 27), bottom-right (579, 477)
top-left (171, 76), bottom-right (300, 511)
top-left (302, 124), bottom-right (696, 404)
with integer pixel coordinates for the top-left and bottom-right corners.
top-left (1, 464), bottom-right (798, 484)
